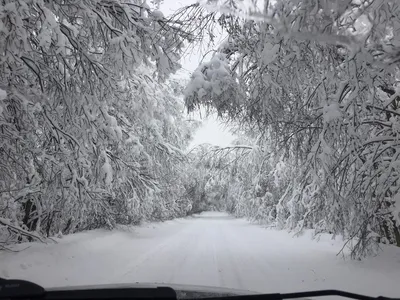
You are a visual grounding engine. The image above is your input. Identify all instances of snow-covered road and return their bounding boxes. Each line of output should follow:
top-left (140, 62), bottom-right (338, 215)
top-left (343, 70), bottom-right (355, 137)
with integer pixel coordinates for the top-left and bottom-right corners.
top-left (1, 212), bottom-right (400, 297)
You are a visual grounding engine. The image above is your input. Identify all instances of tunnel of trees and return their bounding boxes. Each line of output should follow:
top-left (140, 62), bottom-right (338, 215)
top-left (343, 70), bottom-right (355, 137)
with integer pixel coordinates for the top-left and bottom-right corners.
top-left (1, 0), bottom-right (400, 258)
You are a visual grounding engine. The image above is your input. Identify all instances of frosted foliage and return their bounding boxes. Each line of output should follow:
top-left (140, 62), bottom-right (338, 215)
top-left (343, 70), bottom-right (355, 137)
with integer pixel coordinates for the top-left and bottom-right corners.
top-left (152, 10), bottom-right (164, 19)
top-left (0, 89), bottom-right (6, 101)
top-left (261, 43), bottom-right (280, 65)
top-left (393, 193), bottom-right (400, 226)
top-left (185, 54), bottom-right (243, 116)
top-left (323, 103), bottom-right (341, 122)
top-left (0, 0), bottom-right (196, 246)
top-left (183, 0), bottom-right (400, 257)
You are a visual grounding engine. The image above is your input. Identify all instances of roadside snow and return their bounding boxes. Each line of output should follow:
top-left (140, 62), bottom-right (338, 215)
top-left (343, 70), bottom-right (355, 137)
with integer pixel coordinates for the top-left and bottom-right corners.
top-left (1, 212), bottom-right (399, 298)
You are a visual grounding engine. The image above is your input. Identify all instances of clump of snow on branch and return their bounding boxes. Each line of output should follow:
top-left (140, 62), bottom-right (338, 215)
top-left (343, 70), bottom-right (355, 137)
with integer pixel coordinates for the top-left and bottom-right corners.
top-left (184, 53), bottom-right (243, 116)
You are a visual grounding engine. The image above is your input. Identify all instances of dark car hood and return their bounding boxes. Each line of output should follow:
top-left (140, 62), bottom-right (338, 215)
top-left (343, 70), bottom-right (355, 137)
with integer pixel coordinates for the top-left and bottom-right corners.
top-left (46, 282), bottom-right (259, 299)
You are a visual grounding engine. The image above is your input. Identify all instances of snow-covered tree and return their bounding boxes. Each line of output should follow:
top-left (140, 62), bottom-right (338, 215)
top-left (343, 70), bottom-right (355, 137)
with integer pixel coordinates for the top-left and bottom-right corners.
top-left (0, 0), bottom-right (196, 246)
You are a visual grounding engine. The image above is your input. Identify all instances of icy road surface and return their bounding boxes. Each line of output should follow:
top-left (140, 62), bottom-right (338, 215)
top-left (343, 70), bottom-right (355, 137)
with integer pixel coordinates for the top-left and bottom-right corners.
top-left (1, 212), bottom-right (400, 297)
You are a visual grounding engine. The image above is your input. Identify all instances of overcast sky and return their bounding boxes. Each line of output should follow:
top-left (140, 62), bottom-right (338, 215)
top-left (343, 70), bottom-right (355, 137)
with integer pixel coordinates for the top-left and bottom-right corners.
top-left (159, 0), bottom-right (235, 149)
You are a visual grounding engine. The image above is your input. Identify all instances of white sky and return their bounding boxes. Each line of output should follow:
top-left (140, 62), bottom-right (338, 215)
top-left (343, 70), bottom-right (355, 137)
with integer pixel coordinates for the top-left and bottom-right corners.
top-left (159, 0), bottom-right (236, 148)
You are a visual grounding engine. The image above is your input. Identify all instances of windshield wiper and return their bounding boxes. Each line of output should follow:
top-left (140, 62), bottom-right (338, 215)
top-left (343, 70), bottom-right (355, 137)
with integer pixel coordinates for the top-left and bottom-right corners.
top-left (217, 290), bottom-right (397, 300)
top-left (0, 279), bottom-right (398, 300)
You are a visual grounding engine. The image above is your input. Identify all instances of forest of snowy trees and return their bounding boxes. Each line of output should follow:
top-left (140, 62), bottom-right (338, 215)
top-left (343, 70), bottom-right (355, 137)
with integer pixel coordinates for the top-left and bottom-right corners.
top-left (1, 0), bottom-right (400, 259)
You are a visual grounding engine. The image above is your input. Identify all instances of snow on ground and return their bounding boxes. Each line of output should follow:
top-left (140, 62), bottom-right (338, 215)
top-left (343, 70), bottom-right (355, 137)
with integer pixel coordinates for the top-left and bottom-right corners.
top-left (1, 212), bottom-right (400, 298)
